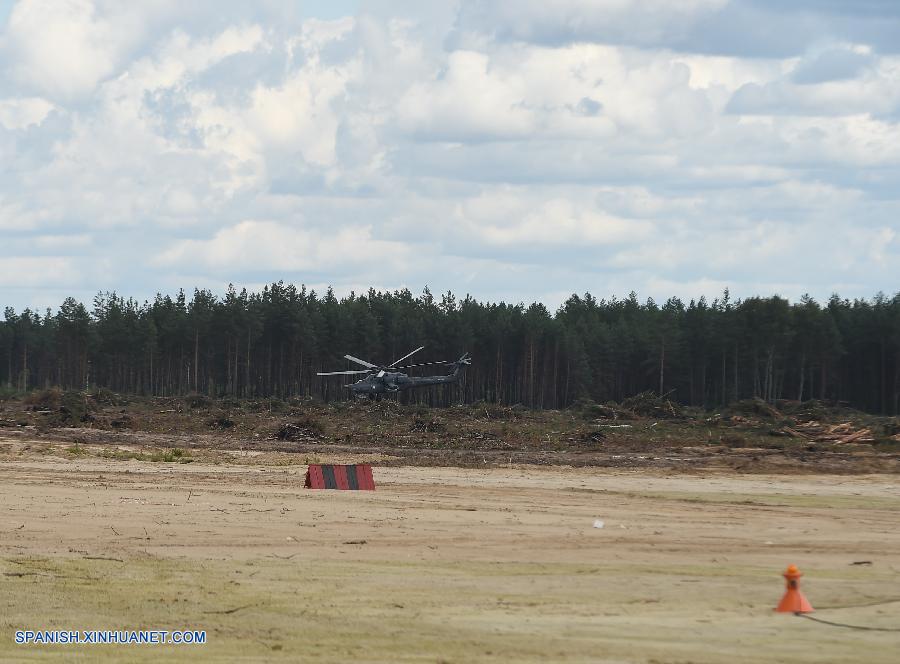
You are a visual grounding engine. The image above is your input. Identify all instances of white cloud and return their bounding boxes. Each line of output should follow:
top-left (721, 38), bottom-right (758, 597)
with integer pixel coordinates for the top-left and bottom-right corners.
top-left (1, 1), bottom-right (899, 311)
top-left (0, 96), bottom-right (54, 129)
top-left (242, 54), bottom-right (355, 165)
top-left (397, 50), bottom-right (536, 140)
top-left (32, 233), bottom-right (92, 250)
top-left (156, 220), bottom-right (412, 274)
top-left (452, 191), bottom-right (654, 248)
top-left (4, 0), bottom-right (143, 100)
top-left (0, 256), bottom-right (80, 287)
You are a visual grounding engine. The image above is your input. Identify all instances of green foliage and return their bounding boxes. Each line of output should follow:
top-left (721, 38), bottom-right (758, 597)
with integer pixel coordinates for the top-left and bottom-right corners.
top-left (571, 398), bottom-right (636, 421)
top-left (0, 386), bottom-right (21, 400)
top-left (93, 387), bottom-right (126, 406)
top-left (59, 391), bottom-right (93, 426)
top-left (724, 398), bottom-right (784, 421)
top-left (1, 286), bottom-right (899, 414)
top-left (66, 443), bottom-right (88, 456)
top-left (98, 449), bottom-right (143, 461)
top-left (621, 391), bottom-right (683, 419)
top-left (98, 447), bottom-right (192, 463)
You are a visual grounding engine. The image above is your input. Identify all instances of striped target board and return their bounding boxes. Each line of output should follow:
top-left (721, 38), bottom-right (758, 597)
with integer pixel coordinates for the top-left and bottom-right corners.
top-left (305, 464), bottom-right (375, 490)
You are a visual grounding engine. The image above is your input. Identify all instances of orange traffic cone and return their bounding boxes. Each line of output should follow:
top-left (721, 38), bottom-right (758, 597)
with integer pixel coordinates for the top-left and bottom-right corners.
top-left (776, 565), bottom-right (814, 613)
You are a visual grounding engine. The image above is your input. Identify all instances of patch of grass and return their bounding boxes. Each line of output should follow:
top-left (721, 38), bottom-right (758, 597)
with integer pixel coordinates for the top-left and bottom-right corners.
top-left (66, 443), bottom-right (89, 456)
top-left (98, 447), bottom-right (193, 463)
top-left (98, 449), bottom-right (144, 461)
top-left (148, 448), bottom-right (193, 463)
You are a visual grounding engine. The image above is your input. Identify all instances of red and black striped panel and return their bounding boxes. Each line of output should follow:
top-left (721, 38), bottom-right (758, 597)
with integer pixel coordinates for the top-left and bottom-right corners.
top-left (305, 464), bottom-right (325, 488)
top-left (333, 465), bottom-right (349, 490)
top-left (356, 464), bottom-right (375, 490)
top-left (347, 467), bottom-right (359, 490)
top-left (306, 464), bottom-right (375, 490)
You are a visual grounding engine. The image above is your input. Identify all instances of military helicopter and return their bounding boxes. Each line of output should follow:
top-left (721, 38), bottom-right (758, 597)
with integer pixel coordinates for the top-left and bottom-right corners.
top-left (317, 346), bottom-right (471, 398)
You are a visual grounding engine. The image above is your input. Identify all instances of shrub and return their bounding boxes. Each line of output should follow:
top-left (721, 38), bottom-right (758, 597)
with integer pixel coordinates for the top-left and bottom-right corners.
top-left (207, 416), bottom-right (236, 429)
top-left (274, 417), bottom-right (323, 441)
top-left (24, 388), bottom-right (63, 410)
top-left (185, 394), bottom-right (212, 410)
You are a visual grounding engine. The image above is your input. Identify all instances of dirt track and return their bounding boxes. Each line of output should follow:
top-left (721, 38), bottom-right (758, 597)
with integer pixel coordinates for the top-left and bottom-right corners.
top-left (1, 438), bottom-right (899, 662)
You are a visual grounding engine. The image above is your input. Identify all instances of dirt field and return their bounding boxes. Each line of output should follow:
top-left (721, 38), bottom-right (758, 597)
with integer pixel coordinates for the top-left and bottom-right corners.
top-left (2, 435), bottom-right (899, 663)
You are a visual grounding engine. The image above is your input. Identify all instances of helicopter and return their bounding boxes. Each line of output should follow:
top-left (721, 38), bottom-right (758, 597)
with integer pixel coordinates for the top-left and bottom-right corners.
top-left (317, 346), bottom-right (471, 398)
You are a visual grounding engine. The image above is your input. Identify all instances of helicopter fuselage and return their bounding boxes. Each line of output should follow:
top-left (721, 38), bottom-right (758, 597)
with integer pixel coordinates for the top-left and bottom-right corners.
top-left (348, 371), bottom-right (459, 395)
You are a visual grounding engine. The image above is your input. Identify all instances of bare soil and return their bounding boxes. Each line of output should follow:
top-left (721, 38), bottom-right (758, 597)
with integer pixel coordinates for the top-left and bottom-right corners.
top-left (1, 433), bottom-right (899, 662)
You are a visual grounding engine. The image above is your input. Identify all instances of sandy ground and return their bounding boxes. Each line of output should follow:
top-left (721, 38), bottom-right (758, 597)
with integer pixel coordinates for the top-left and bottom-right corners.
top-left (1, 438), bottom-right (899, 663)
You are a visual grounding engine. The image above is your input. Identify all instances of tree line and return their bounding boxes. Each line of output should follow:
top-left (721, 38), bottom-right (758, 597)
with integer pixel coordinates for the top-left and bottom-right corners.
top-left (1, 284), bottom-right (899, 414)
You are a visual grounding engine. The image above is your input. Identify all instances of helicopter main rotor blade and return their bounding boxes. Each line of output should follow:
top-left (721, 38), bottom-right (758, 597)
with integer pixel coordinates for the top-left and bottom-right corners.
top-left (389, 346), bottom-right (425, 367)
top-left (344, 354), bottom-right (379, 369)
top-left (317, 370), bottom-right (372, 376)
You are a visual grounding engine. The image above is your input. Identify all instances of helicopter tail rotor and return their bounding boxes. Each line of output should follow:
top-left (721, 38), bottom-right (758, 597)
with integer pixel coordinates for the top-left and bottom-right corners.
top-left (450, 353), bottom-right (471, 377)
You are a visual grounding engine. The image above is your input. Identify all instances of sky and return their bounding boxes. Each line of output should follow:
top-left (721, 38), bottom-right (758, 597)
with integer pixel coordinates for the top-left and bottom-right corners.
top-left (1, 0), bottom-right (899, 312)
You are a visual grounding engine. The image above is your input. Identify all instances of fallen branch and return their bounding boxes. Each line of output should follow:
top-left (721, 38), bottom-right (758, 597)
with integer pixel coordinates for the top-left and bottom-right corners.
top-left (835, 429), bottom-right (872, 444)
top-left (202, 603), bottom-right (257, 615)
top-left (781, 426), bottom-right (812, 440)
top-left (269, 553), bottom-right (299, 560)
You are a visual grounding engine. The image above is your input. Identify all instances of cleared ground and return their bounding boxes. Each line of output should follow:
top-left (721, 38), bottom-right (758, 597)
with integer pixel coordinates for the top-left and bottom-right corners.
top-left (1, 436), bottom-right (899, 663)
